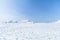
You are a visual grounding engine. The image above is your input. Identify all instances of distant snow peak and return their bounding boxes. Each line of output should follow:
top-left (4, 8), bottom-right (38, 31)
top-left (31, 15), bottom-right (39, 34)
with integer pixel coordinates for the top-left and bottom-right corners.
top-left (20, 20), bottom-right (29, 23)
top-left (20, 19), bottom-right (33, 24)
top-left (3, 19), bottom-right (33, 24)
top-left (0, 19), bottom-right (60, 24)
top-left (4, 20), bottom-right (18, 24)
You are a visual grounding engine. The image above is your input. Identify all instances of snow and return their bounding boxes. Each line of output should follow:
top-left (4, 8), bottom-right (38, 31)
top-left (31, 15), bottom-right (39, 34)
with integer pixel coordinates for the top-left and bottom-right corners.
top-left (0, 20), bottom-right (60, 40)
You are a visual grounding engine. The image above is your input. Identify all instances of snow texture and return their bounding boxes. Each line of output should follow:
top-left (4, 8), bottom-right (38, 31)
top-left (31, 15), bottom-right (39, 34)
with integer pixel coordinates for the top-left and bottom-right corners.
top-left (0, 20), bottom-right (60, 40)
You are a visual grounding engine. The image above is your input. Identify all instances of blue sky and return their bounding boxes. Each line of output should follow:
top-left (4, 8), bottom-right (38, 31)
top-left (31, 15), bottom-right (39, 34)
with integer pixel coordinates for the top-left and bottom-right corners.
top-left (0, 0), bottom-right (60, 22)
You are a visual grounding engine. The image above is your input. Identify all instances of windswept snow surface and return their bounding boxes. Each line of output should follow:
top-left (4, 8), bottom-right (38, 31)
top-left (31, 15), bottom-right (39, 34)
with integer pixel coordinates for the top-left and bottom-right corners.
top-left (0, 20), bottom-right (60, 40)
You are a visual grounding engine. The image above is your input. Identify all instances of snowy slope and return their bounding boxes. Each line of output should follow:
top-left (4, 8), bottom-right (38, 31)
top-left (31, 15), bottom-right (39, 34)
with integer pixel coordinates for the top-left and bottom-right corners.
top-left (0, 20), bottom-right (60, 40)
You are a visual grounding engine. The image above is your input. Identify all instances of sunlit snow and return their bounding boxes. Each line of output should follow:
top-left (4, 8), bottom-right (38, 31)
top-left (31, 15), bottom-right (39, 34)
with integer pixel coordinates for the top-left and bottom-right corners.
top-left (0, 20), bottom-right (60, 40)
